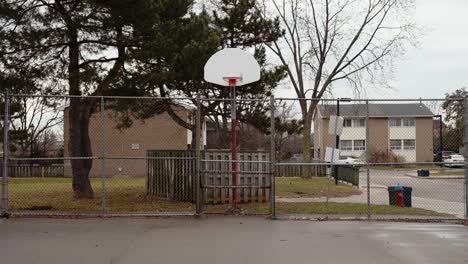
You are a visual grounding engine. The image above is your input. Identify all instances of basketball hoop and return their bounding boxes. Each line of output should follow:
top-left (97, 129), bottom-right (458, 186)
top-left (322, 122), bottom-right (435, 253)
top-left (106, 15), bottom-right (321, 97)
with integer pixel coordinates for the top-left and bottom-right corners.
top-left (204, 48), bottom-right (260, 87)
top-left (204, 48), bottom-right (260, 210)
top-left (223, 76), bottom-right (243, 86)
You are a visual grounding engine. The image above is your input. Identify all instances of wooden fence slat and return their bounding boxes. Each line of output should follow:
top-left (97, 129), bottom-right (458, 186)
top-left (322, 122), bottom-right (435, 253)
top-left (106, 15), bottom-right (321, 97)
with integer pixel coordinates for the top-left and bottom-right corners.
top-left (2, 165), bottom-right (64, 178)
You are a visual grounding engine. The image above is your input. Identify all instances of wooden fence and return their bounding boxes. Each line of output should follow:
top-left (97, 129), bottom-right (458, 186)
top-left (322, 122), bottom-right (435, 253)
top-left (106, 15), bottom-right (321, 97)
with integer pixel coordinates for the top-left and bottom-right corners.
top-left (202, 151), bottom-right (270, 204)
top-left (146, 150), bottom-right (272, 204)
top-left (146, 150), bottom-right (196, 202)
top-left (0, 165), bottom-right (64, 178)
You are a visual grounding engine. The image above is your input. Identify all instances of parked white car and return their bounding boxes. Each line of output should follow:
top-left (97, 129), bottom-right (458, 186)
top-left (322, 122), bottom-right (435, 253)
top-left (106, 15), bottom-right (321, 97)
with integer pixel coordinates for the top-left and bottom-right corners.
top-left (444, 154), bottom-right (465, 168)
top-left (337, 157), bottom-right (364, 165)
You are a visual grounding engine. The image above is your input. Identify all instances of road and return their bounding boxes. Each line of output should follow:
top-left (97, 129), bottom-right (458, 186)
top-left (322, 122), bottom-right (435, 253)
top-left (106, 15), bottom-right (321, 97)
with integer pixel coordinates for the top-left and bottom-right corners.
top-left (363, 169), bottom-right (464, 203)
top-left (1, 217), bottom-right (467, 264)
top-left (361, 169), bottom-right (465, 217)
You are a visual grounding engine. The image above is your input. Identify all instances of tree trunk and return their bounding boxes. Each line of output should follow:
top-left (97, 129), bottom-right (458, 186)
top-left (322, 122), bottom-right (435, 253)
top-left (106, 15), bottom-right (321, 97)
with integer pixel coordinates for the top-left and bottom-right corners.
top-left (68, 101), bottom-right (94, 198)
top-left (302, 113), bottom-right (313, 178)
top-left (67, 25), bottom-right (94, 198)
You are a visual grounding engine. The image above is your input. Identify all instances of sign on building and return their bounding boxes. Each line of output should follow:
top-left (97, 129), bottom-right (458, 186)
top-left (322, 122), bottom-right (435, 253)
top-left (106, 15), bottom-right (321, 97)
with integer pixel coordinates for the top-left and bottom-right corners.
top-left (328, 115), bottom-right (344, 136)
top-left (324, 147), bottom-right (340, 163)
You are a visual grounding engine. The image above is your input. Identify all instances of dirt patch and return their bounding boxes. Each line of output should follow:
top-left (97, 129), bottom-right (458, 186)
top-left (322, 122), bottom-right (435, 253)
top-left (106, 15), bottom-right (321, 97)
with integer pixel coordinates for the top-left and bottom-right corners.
top-left (283, 189), bottom-right (362, 199)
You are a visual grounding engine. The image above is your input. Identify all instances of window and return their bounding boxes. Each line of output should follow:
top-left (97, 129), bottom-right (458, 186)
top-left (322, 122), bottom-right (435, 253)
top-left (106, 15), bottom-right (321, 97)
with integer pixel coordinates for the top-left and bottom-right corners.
top-left (390, 118), bottom-right (415, 127)
top-left (343, 119), bottom-right (352, 127)
top-left (390, 139), bottom-right (402, 150)
top-left (354, 140), bottom-right (366, 151)
top-left (340, 140), bottom-right (353, 151)
top-left (389, 119), bottom-right (402, 127)
top-left (343, 118), bottom-right (365, 127)
top-left (403, 118), bottom-right (415, 127)
top-left (403, 139), bottom-right (416, 150)
top-left (340, 140), bottom-right (366, 151)
top-left (131, 143), bottom-right (140, 150)
top-left (354, 119), bottom-right (366, 127)
top-left (390, 139), bottom-right (416, 151)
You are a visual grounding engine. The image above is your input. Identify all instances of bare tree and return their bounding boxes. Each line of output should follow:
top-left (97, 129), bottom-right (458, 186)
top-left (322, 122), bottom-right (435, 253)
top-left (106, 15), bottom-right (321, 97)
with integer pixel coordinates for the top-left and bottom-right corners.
top-left (10, 97), bottom-right (63, 158)
top-left (274, 101), bottom-right (302, 160)
top-left (34, 130), bottom-right (63, 159)
top-left (260, 0), bottom-right (418, 164)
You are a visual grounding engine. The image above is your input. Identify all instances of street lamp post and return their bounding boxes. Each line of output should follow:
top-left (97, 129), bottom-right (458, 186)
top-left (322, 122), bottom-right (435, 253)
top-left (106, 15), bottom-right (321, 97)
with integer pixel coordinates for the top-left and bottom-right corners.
top-left (335, 98), bottom-right (351, 185)
top-left (434, 115), bottom-right (443, 155)
top-left (335, 102), bottom-right (340, 150)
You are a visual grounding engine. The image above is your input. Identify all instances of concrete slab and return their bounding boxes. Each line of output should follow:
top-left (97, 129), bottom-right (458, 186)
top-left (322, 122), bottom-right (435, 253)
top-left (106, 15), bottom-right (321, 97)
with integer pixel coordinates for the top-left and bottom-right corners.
top-left (1, 217), bottom-right (467, 264)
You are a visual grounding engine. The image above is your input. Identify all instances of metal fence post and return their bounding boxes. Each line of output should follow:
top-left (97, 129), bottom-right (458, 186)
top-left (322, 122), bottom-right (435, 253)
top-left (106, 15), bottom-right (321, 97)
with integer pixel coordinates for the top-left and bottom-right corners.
top-left (195, 95), bottom-right (203, 215)
top-left (464, 97), bottom-right (468, 220)
top-left (100, 96), bottom-right (107, 214)
top-left (269, 95), bottom-right (276, 219)
top-left (366, 100), bottom-right (371, 220)
top-left (2, 90), bottom-right (9, 217)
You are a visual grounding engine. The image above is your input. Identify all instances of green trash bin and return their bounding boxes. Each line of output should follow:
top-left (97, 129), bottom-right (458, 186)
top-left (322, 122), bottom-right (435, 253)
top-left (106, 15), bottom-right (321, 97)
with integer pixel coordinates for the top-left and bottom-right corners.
top-left (388, 186), bottom-right (412, 207)
top-left (417, 169), bottom-right (430, 177)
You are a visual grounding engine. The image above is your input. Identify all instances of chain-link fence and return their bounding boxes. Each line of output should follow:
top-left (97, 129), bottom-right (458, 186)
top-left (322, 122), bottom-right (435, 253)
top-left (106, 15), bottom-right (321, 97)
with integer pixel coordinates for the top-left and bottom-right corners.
top-left (1, 94), bottom-right (200, 216)
top-left (1, 93), bottom-right (467, 220)
top-left (273, 98), bottom-right (466, 220)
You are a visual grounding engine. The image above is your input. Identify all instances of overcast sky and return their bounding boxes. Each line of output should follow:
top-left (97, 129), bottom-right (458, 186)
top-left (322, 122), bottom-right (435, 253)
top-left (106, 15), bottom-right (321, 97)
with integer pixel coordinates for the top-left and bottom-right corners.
top-left (275, 0), bottom-right (468, 100)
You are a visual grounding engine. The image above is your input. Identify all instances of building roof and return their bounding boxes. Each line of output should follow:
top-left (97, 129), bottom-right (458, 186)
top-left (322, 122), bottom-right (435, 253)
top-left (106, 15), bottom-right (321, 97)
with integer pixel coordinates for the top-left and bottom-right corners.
top-left (317, 103), bottom-right (434, 118)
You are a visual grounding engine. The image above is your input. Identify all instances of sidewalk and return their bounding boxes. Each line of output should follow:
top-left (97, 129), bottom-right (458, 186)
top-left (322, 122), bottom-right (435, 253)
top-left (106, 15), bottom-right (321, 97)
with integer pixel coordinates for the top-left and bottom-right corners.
top-left (405, 173), bottom-right (464, 179)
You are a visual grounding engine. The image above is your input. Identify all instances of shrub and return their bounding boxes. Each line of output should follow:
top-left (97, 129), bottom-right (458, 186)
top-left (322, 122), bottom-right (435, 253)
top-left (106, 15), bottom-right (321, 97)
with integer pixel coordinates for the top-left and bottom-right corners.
top-left (368, 148), bottom-right (406, 163)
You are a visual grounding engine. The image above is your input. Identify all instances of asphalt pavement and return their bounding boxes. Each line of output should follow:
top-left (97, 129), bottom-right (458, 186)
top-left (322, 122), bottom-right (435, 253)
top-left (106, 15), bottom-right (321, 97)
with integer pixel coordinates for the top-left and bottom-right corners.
top-left (1, 217), bottom-right (467, 264)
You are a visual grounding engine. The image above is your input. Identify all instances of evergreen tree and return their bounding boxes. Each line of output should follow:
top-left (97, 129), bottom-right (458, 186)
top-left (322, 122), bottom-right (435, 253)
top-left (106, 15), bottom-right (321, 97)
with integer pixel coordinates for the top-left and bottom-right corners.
top-left (442, 88), bottom-right (467, 151)
top-left (120, 0), bottom-right (286, 147)
top-left (0, 0), bottom-right (195, 198)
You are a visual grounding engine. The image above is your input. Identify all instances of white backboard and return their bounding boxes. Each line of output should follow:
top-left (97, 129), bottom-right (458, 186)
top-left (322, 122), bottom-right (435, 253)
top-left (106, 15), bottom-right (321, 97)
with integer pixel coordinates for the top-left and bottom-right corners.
top-left (328, 116), bottom-right (344, 136)
top-left (204, 48), bottom-right (261, 86)
top-left (325, 147), bottom-right (340, 163)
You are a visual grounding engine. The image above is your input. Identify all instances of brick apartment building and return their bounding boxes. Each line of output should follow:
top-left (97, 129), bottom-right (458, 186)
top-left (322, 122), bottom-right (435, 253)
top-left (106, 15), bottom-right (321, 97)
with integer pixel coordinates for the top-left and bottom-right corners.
top-left (63, 105), bottom-right (206, 177)
top-left (313, 103), bottom-right (434, 162)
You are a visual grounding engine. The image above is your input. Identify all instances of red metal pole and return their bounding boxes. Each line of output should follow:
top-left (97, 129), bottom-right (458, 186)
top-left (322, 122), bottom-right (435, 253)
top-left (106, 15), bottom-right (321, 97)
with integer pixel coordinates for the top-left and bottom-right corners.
top-left (230, 80), bottom-right (237, 209)
top-left (231, 114), bottom-right (237, 208)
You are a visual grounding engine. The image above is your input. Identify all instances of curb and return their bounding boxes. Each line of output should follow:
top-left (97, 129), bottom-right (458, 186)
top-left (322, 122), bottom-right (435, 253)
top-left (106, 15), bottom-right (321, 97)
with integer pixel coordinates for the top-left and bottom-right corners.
top-left (405, 174), bottom-right (464, 180)
top-left (275, 215), bottom-right (464, 224)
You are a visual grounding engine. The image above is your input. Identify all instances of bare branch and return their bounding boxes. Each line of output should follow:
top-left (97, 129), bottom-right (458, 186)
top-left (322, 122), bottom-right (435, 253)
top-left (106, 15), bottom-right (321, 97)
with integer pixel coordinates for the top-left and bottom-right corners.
top-left (261, 0), bottom-right (418, 160)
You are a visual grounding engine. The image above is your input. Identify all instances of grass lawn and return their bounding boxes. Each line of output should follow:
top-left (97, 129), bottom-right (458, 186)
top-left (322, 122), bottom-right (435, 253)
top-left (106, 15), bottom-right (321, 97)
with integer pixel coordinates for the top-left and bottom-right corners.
top-left (205, 202), bottom-right (446, 216)
top-left (7, 177), bottom-right (445, 217)
top-left (275, 177), bottom-right (361, 198)
top-left (430, 169), bottom-right (464, 176)
top-left (8, 177), bottom-right (194, 212)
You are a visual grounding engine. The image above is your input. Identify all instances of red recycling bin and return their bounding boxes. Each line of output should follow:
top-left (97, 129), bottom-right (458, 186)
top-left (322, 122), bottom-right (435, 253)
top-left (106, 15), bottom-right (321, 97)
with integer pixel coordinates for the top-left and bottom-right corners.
top-left (395, 185), bottom-right (404, 207)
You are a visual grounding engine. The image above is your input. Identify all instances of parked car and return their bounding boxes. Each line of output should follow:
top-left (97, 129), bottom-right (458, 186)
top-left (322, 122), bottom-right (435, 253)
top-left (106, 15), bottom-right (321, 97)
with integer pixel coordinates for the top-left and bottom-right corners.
top-left (444, 154), bottom-right (465, 168)
top-left (433, 151), bottom-right (457, 163)
top-left (337, 157), bottom-right (364, 165)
